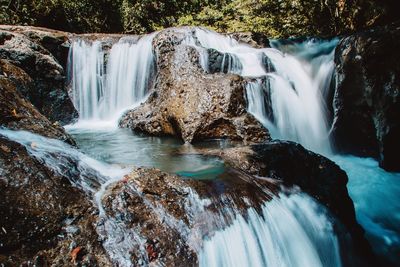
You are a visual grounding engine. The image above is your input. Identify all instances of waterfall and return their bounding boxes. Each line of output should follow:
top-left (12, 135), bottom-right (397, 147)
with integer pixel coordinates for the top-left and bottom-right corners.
top-left (186, 28), bottom-right (337, 154)
top-left (200, 193), bottom-right (342, 267)
top-left (69, 34), bottom-right (155, 125)
top-left (70, 40), bottom-right (105, 120)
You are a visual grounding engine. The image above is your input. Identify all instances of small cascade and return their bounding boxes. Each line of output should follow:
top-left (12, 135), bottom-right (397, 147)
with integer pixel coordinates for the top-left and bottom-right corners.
top-left (69, 34), bottom-right (155, 125)
top-left (70, 40), bottom-right (105, 120)
top-left (0, 128), bottom-right (344, 266)
top-left (199, 193), bottom-right (342, 267)
top-left (185, 28), bottom-right (337, 154)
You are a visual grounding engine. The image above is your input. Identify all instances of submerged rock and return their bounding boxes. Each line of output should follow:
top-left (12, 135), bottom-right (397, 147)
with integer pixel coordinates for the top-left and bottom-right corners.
top-left (331, 22), bottom-right (400, 171)
top-left (119, 28), bottom-right (269, 144)
top-left (0, 26), bottom-right (78, 124)
top-left (0, 59), bottom-right (75, 144)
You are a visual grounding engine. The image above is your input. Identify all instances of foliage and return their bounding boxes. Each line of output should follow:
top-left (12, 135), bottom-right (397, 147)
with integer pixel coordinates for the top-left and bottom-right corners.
top-left (0, 0), bottom-right (397, 37)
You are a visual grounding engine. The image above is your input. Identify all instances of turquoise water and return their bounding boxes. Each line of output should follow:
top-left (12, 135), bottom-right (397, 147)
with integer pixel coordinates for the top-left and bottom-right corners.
top-left (67, 127), bottom-right (400, 263)
top-left (68, 127), bottom-right (227, 180)
top-left (332, 155), bottom-right (400, 263)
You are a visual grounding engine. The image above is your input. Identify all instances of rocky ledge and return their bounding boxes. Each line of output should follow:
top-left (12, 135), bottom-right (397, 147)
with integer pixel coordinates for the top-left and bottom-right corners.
top-left (194, 140), bottom-right (376, 266)
top-left (0, 59), bottom-right (74, 144)
top-left (331, 22), bottom-right (400, 171)
top-left (0, 25), bottom-right (78, 125)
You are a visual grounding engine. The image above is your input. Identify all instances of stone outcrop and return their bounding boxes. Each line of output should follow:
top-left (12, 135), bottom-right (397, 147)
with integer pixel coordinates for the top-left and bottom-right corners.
top-left (119, 28), bottom-right (269, 144)
top-left (195, 140), bottom-right (376, 266)
top-left (0, 136), bottom-right (109, 266)
top-left (331, 22), bottom-right (400, 171)
top-left (101, 167), bottom-right (278, 266)
top-left (0, 26), bottom-right (78, 124)
top-left (0, 59), bottom-right (75, 144)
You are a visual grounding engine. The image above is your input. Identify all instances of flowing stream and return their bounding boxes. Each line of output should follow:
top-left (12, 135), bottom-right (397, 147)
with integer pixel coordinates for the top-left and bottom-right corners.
top-left (59, 28), bottom-right (352, 266)
top-left (2, 27), bottom-right (395, 266)
top-left (183, 28), bottom-right (400, 264)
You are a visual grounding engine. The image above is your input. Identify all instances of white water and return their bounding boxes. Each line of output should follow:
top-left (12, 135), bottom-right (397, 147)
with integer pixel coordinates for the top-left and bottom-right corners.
top-left (0, 128), bottom-right (344, 266)
top-left (69, 34), bottom-right (155, 126)
top-left (200, 193), bottom-right (342, 267)
top-left (186, 28), bottom-right (336, 154)
top-left (185, 29), bottom-right (400, 264)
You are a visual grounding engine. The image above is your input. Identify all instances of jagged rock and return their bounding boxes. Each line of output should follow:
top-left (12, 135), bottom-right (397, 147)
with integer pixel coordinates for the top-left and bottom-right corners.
top-left (120, 28), bottom-right (269, 144)
top-left (0, 137), bottom-right (110, 266)
top-left (0, 26), bottom-right (78, 124)
top-left (331, 23), bottom-right (400, 171)
top-left (0, 59), bottom-right (75, 144)
top-left (196, 140), bottom-right (376, 266)
top-left (226, 32), bottom-right (270, 48)
top-left (206, 48), bottom-right (242, 73)
top-left (101, 167), bottom-right (278, 266)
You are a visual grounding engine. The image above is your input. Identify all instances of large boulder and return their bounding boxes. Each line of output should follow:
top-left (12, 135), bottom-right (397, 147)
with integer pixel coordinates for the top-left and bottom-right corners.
top-left (119, 28), bottom-right (269, 144)
top-left (100, 167), bottom-right (277, 266)
top-left (0, 26), bottom-right (77, 124)
top-left (0, 59), bottom-right (75, 144)
top-left (331, 23), bottom-right (400, 171)
top-left (196, 140), bottom-right (376, 266)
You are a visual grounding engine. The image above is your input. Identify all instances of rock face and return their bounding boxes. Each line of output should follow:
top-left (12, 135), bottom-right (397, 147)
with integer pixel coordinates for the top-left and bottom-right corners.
top-left (0, 59), bottom-right (75, 144)
top-left (0, 26), bottom-right (78, 124)
top-left (331, 23), bottom-right (400, 171)
top-left (0, 136), bottom-right (109, 266)
top-left (199, 140), bottom-right (376, 266)
top-left (101, 167), bottom-right (277, 266)
top-left (119, 28), bottom-right (269, 144)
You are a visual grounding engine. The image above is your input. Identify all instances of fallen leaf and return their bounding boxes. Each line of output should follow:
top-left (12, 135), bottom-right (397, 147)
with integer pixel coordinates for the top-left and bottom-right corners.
top-left (70, 247), bottom-right (81, 264)
top-left (11, 109), bottom-right (17, 117)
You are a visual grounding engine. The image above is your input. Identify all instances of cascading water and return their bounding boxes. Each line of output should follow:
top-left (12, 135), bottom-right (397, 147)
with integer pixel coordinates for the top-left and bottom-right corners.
top-left (199, 193), bottom-right (342, 267)
top-left (186, 28), bottom-right (400, 263)
top-left (8, 25), bottom-right (392, 266)
top-left (69, 34), bottom-right (155, 125)
top-left (0, 128), bottom-right (344, 266)
top-left (186, 28), bottom-right (336, 154)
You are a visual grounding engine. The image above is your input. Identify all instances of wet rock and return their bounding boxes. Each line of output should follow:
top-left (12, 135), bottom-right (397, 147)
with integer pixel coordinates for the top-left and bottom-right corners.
top-left (0, 26), bottom-right (78, 124)
top-left (101, 167), bottom-right (278, 266)
top-left (331, 22), bottom-right (400, 171)
top-left (120, 28), bottom-right (269, 144)
top-left (198, 140), bottom-right (376, 266)
top-left (0, 137), bottom-right (109, 266)
top-left (0, 59), bottom-right (75, 145)
top-left (207, 48), bottom-right (242, 74)
top-left (226, 32), bottom-right (270, 48)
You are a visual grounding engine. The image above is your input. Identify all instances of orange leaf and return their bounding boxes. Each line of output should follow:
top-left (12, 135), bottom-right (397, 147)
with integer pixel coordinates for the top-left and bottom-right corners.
top-left (71, 247), bottom-right (81, 264)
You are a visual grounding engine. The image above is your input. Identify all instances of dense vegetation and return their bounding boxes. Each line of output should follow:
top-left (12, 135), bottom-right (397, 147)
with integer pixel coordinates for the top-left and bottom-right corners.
top-left (0, 0), bottom-right (398, 37)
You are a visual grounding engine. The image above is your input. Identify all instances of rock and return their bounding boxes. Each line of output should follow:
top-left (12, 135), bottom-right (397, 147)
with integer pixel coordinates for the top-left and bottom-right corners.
top-left (120, 28), bottom-right (270, 144)
top-left (197, 140), bottom-right (376, 266)
top-left (0, 59), bottom-right (75, 145)
top-left (226, 32), bottom-right (270, 48)
top-left (0, 26), bottom-right (78, 124)
top-left (206, 48), bottom-right (242, 74)
top-left (331, 22), bottom-right (400, 171)
top-left (0, 137), bottom-right (109, 266)
top-left (101, 167), bottom-right (277, 266)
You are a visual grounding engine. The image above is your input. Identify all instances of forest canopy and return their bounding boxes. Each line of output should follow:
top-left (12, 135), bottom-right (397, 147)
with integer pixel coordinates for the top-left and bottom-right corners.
top-left (0, 0), bottom-right (398, 37)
